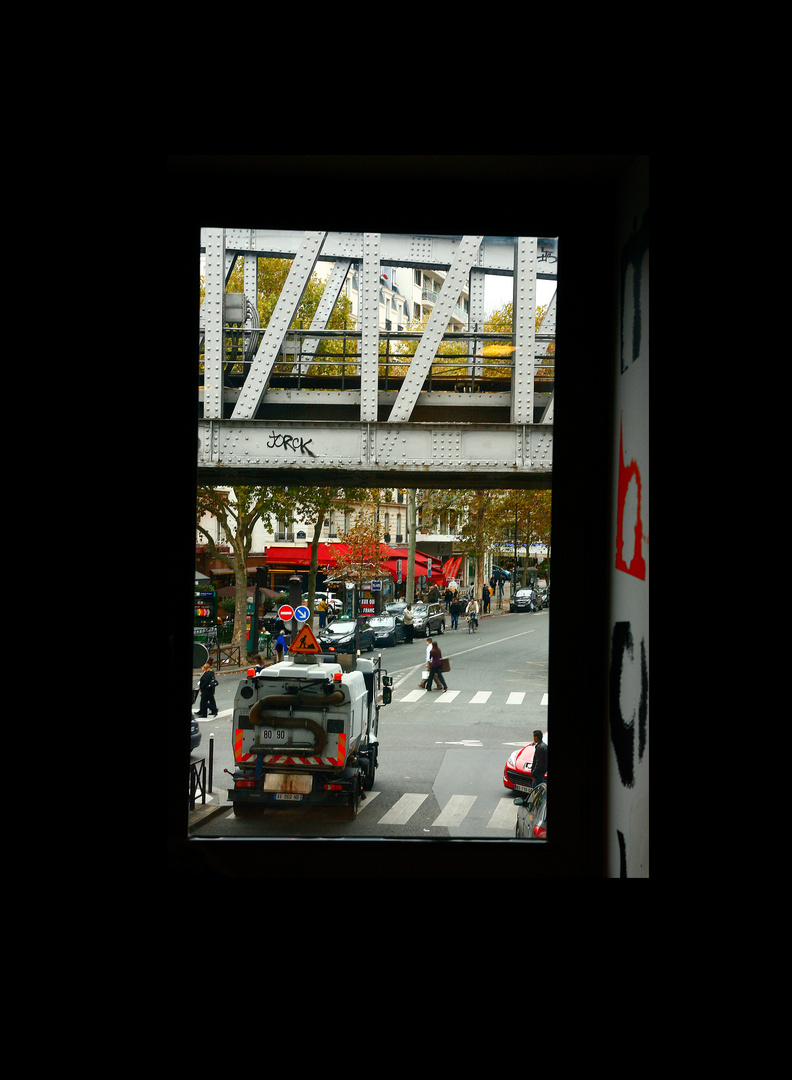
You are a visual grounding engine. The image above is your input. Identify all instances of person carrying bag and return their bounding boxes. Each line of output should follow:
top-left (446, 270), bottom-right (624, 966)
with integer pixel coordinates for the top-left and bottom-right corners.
top-left (425, 643), bottom-right (449, 693)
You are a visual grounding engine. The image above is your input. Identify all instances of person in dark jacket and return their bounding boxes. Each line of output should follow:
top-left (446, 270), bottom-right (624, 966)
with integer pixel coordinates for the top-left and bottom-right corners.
top-left (197, 662), bottom-right (218, 717)
top-left (530, 729), bottom-right (547, 787)
top-left (449, 595), bottom-right (462, 630)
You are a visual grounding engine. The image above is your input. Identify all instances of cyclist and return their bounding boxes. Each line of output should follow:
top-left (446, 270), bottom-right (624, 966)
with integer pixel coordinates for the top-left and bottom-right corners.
top-left (465, 595), bottom-right (479, 631)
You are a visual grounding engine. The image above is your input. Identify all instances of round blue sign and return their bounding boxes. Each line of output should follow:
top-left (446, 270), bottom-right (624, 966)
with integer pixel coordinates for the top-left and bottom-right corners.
top-left (294, 605), bottom-right (311, 622)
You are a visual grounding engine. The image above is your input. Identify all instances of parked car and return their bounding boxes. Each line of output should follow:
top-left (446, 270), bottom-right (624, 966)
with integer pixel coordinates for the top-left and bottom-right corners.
top-left (510, 588), bottom-right (540, 612)
top-left (503, 733), bottom-right (548, 793)
top-left (318, 616), bottom-right (374, 653)
top-left (515, 782), bottom-right (547, 840)
top-left (412, 602), bottom-right (446, 636)
top-left (369, 613), bottom-right (407, 647)
top-left (190, 714), bottom-right (201, 753)
top-left (303, 591), bottom-right (343, 615)
top-left (540, 587), bottom-right (549, 608)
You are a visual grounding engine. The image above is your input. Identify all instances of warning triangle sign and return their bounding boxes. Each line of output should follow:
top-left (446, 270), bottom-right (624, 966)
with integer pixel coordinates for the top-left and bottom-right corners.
top-left (289, 622), bottom-right (323, 654)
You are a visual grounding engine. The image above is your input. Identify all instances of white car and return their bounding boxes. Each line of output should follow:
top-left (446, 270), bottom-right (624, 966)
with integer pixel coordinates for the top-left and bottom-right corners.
top-left (304, 591), bottom-right (343, 615)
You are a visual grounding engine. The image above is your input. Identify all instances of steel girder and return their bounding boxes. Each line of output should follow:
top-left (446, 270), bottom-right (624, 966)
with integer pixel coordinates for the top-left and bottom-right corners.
top-left (198, 229), bottom-right (556, 485)
top-left (197, 419), bottom-right (552, 488)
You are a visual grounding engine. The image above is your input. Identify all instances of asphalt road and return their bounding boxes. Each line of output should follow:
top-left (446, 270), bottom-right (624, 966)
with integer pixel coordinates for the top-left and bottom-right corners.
top-left (189, 608), bottom-right (548, 839)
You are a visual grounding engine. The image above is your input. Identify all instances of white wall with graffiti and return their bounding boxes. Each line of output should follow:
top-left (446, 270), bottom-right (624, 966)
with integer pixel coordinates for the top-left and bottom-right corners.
top-left (606, 158), bottom-right (649, 877)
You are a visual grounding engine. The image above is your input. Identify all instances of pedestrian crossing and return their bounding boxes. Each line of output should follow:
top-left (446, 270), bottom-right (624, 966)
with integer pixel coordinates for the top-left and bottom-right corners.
top-left (359, 790), bottom-right (521, 831)
top-left (398, 689), bottom-right (548, 706)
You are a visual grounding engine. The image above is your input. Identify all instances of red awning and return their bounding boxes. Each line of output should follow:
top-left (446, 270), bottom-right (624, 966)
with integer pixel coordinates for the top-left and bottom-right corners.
top-left (264, 543), bottom-right (449, 586)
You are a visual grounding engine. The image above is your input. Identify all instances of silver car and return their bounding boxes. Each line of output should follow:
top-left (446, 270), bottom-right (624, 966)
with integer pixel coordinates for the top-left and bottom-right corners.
top-left (411, 602), bottom-right (446, 636)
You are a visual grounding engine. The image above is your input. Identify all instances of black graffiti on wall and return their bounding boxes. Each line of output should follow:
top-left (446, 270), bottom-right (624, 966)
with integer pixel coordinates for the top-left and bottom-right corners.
top-left (609, 621), bottom-right (648, 789)
top-left (620, 208), bottom-right (649, 373)
top-left (266, 431), bottom-right (316, 457)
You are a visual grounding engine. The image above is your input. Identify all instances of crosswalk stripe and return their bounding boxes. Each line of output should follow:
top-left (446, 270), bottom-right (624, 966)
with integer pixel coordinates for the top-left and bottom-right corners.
top-left (487, 798), bottom-right (519, 829)
top-left (377, 793), bottom-right (428, 825)
top-left (370, 792), bottom-right (517, 831)
top-left (432, 794), bottom-right (477, 827)
top-left (397, 689), bottom-right (539, 705)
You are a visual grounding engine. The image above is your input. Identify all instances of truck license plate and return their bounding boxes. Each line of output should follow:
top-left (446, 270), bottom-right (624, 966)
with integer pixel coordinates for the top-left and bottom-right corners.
top-left (275, 793), bottom-right (303, 801)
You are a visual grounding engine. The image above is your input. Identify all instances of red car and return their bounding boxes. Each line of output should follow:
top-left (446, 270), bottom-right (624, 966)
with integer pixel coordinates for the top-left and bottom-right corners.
top-left (503, 733), bottom-right (548, 793)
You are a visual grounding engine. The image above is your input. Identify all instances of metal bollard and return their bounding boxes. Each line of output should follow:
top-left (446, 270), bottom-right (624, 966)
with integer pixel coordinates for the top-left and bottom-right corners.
top-left (209, 734), bottom-right (214, 793)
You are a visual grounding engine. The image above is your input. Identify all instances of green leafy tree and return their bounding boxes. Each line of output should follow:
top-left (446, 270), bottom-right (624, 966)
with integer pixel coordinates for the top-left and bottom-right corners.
top-left (281, 486), bottom-right (367, 615)
top-left (331, 498), bottom-right (391, 612)
top-left (196, 486), bottom-right (286, 654)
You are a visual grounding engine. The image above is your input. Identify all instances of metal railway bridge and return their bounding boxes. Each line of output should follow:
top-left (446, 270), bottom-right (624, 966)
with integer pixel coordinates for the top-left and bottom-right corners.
top-left (198, 229), bottom-right (556, 490)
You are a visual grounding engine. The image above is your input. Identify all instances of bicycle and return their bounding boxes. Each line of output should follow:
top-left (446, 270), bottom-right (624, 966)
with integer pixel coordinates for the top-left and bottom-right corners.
top-left (467, 613), bottom-right (478, 633)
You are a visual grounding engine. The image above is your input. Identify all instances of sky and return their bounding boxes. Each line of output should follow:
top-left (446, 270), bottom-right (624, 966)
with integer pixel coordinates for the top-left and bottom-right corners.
top-left (484, 273), bottom-right (556, 318)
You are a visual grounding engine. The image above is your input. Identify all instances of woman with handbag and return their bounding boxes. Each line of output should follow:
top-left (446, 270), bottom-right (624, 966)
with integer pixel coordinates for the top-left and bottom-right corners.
top-left (425, 642), bottom-right (449, 693)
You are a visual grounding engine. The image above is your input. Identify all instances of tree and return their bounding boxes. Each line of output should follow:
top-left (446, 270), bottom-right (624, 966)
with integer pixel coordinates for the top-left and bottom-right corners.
top-left (331, 499), bottom-right (391, 612)
top-left (492, 489), bottom-right (552, 585)
top-left (281, 486), bottom-right (367, 615)
top-left (230, 257), bottom-right (354, 376)
top-left (196, 486), bottom-right (285, 655)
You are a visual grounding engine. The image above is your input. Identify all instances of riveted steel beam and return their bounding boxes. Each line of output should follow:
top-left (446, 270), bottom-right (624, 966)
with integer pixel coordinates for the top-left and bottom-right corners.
top-left (202, 228), bottom-right (226, 420)
top-left (231, 231), bottom-right (326, 421)
top-left (359, 235), bottom-right (380, 423)
top-left (511, 237), bottom-right (537, 425)
top-left (204, 229), bottom-right (559, 279)
top-left (198, 419), bottom-right (552, 486)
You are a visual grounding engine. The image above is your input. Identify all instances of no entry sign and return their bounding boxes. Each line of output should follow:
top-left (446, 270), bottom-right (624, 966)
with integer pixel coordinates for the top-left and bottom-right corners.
top-left (278, 605), bottom-right (295, 622)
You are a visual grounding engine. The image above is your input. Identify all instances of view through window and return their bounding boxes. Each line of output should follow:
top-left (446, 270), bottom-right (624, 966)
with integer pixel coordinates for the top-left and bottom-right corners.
top-left (192, 231), bottom-right (555, 842)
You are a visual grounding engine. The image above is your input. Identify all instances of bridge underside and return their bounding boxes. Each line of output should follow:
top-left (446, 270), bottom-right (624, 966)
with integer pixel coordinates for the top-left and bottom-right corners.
top-left (199, 229), bottom-right (556, 489)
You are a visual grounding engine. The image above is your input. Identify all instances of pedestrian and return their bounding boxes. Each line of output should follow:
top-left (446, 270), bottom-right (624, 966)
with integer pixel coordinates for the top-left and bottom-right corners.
top-left (196, 661), bottom-right (218, 717)
top-left (317, 597), bottom-right (328, 629)
top-left (444, 587), bottom-right (452, 610)
top-left (450, 594), bottom-right (461, 629)
top-left (425, 642), bottom-right (448, 692)
top-left (482, 583), bottom-right (490, 613)
top-left (403, 604), bottom-right (415, 643)
top-left (530, 730), bottom-right (548, 788)
top-left (419, 638), bottom-right (433, 688)
top-left (275, 630), bottom-right (286, 663)
top-left (253, 654), bottom-right (264, 673)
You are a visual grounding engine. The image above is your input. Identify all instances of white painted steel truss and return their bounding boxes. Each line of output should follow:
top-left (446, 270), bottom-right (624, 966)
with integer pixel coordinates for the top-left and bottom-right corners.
top-left (198, 229), bottom-right (556, 485)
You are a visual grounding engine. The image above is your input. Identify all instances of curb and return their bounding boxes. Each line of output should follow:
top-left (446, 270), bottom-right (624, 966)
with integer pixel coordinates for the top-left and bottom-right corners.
top-left (188, 796), bottom-right (230, 832)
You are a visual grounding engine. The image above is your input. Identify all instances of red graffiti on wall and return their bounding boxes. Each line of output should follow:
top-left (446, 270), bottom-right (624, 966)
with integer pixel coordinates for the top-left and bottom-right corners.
top-left (615, 417), bottom-right (646, 580)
